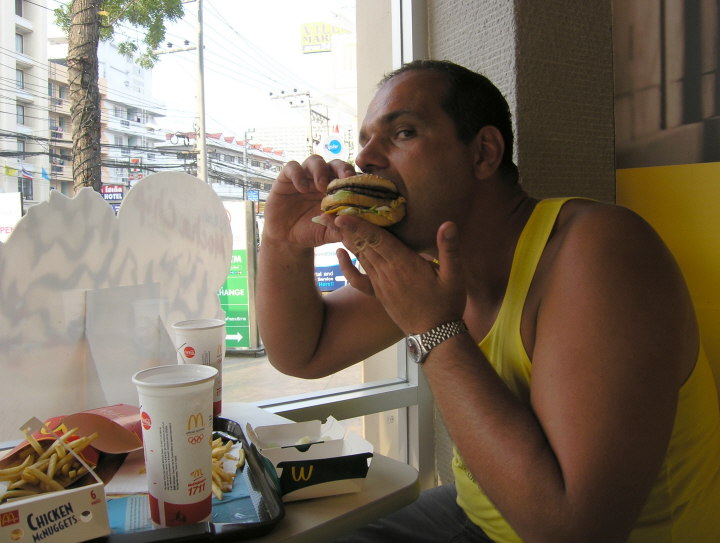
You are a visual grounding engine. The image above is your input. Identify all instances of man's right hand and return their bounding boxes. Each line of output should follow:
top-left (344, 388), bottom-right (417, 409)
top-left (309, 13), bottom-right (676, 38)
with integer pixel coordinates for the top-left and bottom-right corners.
top-left (262, 155), bottom-right (357, 249)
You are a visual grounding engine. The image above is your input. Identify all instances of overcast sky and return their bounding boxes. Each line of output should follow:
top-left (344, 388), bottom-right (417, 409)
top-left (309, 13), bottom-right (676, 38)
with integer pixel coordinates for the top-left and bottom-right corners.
top-left (148, 0), bottom-right (357, 136)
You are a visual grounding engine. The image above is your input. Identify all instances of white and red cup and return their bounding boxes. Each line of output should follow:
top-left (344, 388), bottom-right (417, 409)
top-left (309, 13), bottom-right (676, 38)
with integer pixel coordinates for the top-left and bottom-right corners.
top-left (172, 319), bottom-right (226, 416)
top-left (132, 364), bottom-right (217, 527)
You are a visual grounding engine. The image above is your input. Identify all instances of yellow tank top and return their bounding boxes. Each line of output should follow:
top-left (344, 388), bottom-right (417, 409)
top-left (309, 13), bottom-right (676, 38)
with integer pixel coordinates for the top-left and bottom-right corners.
top-left (452, 198), bottom-right (720, 542)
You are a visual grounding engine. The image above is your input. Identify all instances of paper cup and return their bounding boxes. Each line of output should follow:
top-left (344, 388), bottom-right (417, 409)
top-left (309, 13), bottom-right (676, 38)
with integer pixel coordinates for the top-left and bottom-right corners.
top-left (172, 319), bottom-right (225, 416)
top-left (132, 364), bottom-right (217, 527)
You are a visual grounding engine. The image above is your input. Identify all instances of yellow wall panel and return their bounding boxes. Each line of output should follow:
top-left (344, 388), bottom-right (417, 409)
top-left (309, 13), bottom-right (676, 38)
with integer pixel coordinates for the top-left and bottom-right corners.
top-left (617, 163), bottom-right (720, 392)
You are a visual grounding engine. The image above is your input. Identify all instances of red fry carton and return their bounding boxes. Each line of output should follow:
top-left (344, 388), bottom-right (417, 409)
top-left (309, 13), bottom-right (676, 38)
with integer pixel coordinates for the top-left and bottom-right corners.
top-left (0, 404), bottom-right (143, 469)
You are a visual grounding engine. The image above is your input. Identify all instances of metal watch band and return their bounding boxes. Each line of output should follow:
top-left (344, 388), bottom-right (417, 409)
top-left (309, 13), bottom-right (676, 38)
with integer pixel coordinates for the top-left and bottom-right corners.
top-left (407, 319), bottom-right (469, 365)
top-left (421, 320), bottom-right (468, 351)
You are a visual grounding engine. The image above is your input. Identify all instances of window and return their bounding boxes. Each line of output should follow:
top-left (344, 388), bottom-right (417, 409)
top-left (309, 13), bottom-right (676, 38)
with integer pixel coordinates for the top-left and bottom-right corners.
top-left (3, 0), bottom-right (433, 481)
top-left (15, 0), bottom-right (23, 17)
top-left (15, 33), bottom-right (23, 54)
top-left (149, 0), bottom-right (431, 479)
top-left (17, 154), bottom-right (32, 201)
top-left (16, 104), bottom-right (25, 124)
top-left (16, 69), bottom-right (24, 89)
top-left (18, 177), bottom-right (33, 200)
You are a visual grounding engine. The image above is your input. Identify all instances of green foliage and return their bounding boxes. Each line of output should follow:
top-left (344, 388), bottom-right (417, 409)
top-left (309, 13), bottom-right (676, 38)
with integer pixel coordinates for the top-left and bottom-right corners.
top-left (54, 0), bottom-right (184, 68)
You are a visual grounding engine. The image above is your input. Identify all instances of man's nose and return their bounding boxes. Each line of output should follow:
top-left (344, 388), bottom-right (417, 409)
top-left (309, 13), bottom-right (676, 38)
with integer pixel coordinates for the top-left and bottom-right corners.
top-left (355, 138), bottom-right (386, 173)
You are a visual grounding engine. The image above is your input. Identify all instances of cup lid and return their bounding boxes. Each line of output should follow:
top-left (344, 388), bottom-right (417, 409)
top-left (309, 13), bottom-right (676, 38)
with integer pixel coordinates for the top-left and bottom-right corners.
top-left (132, 364), bottom-right (218, 388)
top-left (172, 318), bottom-right (225, 330)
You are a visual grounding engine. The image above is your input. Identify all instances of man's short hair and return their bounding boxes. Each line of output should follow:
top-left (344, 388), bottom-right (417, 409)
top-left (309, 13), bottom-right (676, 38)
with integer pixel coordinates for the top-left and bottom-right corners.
top-left (380, 60), bottom-right (519, 184)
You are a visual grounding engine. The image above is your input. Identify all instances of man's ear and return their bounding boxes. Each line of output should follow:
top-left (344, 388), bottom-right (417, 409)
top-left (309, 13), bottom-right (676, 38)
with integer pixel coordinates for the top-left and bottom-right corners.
top-left (471, 125), bottom-right (505, 179)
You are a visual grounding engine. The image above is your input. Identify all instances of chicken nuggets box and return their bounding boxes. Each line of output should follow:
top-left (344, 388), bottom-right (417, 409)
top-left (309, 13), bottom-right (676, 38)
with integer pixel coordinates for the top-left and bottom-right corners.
top-left (0, 405), bottom-right (143, 543)
top-left (0, 476), bottom-right (107, 543)
top-left (245, 417), bottom-right (373, 502)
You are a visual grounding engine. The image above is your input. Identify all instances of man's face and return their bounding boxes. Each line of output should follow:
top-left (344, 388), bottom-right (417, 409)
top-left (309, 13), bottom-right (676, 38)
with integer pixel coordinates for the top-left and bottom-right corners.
top-left (356, 70), bottom-right (478, 252)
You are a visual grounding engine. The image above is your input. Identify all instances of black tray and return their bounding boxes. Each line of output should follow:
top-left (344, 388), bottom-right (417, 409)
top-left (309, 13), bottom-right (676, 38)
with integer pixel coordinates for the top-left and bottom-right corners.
top-left (95, 417), bottom-right (285, 542)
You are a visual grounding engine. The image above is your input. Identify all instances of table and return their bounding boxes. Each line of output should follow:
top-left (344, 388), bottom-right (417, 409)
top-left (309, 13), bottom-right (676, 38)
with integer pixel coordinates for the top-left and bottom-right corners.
top-left (221, 403), bottom-right (421, 542)
top-left (0, 405), bottom-right (420, 543)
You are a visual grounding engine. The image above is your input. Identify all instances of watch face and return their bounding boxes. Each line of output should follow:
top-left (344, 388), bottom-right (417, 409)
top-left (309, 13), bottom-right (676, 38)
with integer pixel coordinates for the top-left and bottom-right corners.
top-left (406, 336), bottom-right (424, 364)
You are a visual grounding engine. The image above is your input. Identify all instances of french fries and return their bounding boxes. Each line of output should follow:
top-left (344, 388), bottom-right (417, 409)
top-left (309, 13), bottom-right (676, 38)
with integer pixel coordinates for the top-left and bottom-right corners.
top-left (0, 428), bottom-right (98, 503)
top-left (210, 436), bottom-right (245, 501)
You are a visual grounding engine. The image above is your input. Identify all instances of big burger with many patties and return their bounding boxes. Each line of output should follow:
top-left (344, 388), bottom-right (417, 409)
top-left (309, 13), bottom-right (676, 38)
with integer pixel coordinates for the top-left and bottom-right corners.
top-left (318, 173), bottom-right (406, 227)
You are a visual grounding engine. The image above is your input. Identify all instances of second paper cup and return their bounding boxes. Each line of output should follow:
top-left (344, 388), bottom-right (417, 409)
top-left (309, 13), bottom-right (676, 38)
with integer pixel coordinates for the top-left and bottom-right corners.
top-left (172, 318), bottom-right (225, 416)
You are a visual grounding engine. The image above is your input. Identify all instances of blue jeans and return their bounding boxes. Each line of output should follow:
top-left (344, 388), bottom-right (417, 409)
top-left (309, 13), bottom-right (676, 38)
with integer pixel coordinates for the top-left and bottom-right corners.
top-left (333, 484), bottom-right (495, 542)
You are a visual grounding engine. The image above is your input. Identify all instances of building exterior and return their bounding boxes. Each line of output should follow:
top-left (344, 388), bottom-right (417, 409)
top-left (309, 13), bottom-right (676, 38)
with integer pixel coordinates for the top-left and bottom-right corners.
top-left (2, 1), bottom-right (169, 212)
top-left (1, 0), bottom-right (50, 211)
top-left (155, 132), bottom-right (285, 205)
top-left (46, 59), bottom-right (72, 194)
top-left (95, 40), bottom-right (167, 193)
top-left (48, 39), bottom-right (168, 208)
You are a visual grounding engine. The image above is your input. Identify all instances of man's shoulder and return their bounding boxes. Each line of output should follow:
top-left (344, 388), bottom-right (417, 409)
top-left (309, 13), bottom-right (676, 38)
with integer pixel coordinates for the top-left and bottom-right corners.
top-left (550, 197), bottom-right (675, 277)
top-left (555, 198), bottom-right (651, 241)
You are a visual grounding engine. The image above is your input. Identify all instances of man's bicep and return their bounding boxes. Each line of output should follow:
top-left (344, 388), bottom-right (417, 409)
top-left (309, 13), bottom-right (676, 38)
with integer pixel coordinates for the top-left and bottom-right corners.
top-left (528, 213), bottom-right (686, 518)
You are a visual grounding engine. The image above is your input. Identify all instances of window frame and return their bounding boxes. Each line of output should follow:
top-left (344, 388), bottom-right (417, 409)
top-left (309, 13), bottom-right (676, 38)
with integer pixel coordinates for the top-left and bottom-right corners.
top-left (253, 0), bottom-right (434, 487)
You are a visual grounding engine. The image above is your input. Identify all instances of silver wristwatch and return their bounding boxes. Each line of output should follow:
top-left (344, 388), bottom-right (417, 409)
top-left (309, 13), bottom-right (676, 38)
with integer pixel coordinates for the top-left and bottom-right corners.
top-left (406, 320), bottom-right (468, 365)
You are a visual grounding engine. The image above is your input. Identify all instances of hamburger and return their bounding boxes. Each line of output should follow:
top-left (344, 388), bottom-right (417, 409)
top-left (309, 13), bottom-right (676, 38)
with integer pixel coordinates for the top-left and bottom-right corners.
top-left (319, 173), bottom-right (406, 227)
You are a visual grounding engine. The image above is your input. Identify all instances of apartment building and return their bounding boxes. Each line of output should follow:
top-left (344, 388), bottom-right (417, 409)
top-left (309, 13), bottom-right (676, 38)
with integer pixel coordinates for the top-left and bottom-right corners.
top-left (48, 39), bottom-right (168, 206)
top-left (1, 0), bottom-right (170, 213)
top-left (155, 132), bottom-right (285, 204)
top-left (1, 0), bottom-right (50, 211)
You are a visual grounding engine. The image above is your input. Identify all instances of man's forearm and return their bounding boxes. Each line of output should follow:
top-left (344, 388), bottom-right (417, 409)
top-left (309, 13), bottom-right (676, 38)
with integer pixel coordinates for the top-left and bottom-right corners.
top-left (256, 237), bottom-right (325, 374)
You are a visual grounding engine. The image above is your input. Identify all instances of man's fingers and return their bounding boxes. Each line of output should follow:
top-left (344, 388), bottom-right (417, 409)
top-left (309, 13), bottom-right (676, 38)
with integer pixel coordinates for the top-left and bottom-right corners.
top-left (436, 221), bottom-right (461, 282)
top-left (337, 249), bottom-right (375, 297)
top-left (328, 160), bottom-right (358, 180)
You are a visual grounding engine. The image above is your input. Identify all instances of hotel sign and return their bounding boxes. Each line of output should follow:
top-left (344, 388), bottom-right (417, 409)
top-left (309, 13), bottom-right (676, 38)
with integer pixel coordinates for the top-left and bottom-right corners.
top-left (301, 22), bottom-right (350, 54)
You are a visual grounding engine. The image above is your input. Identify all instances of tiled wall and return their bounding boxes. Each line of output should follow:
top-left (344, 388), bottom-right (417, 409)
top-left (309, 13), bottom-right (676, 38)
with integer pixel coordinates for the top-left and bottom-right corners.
top-left (428, 0), bottom-right (616, 201)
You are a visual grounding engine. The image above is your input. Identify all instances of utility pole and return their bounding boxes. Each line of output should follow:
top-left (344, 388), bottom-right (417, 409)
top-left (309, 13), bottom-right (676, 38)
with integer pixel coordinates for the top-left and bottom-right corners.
top-left (196, 0), bottom-right (208, 184)
top-left (152, 0), bottom-right (208, 184)
top-left (243, 128), bottom-right (255, 190)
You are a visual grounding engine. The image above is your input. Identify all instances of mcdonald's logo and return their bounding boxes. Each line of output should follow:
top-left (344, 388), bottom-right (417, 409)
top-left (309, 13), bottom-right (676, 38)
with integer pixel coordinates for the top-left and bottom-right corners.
top-left (1, 510), bottom-right (19, 527)
top-left (291, 465), bottom-right (314, 482)
top-left (42, 423), bottom-right (67, 436)
top-left (187, 413), bottom-right (204, 431)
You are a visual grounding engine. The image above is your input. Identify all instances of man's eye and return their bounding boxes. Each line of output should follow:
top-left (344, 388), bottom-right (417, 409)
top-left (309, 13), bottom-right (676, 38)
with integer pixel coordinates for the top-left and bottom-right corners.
top-left (396, 129), bottom-right (415, 139)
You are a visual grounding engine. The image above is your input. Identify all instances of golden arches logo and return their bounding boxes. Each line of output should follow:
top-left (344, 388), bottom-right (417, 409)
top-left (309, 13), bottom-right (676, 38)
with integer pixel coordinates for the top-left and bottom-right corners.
top-left (187, 412), bottom-right (204, 431)
top-left (40, 423), bottom-right (67, 436)
top-left (291, 465), bottom-right (314, 482)
top-left (1, 510), bottom-right (19, 527)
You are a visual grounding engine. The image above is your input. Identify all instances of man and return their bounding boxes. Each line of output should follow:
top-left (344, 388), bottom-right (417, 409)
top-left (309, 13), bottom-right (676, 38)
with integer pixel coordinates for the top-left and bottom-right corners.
top-left (257, 60), bottom-right (720, 542)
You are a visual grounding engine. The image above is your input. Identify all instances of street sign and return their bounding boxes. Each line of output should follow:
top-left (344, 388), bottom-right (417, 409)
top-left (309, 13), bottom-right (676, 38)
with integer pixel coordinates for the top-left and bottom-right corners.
top-left (219, 200), bottom-right (260, 351)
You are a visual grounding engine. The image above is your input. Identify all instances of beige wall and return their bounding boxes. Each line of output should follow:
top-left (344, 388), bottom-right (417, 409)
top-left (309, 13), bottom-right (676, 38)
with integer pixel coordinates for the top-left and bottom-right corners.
top-left (356, 0), bottom-right (394, 146)
top-left (428, 0), bottom-right (616, 202)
